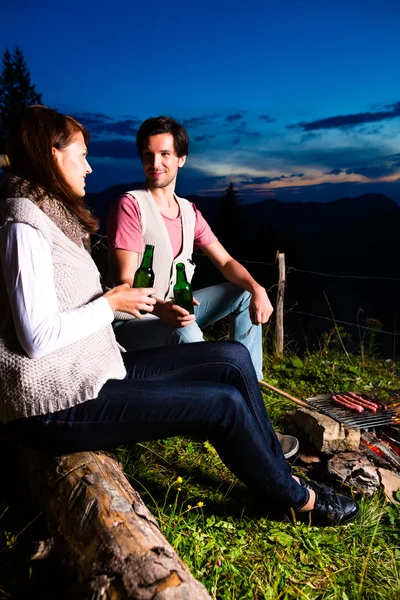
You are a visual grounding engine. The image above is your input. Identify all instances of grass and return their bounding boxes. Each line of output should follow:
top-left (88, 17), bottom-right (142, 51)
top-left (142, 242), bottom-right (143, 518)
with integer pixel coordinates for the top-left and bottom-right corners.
top-left (1, 337), bottom-right (400, 599)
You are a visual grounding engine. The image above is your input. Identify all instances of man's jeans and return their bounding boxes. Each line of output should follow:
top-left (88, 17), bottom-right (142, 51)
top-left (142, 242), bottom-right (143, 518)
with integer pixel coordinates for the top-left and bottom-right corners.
top-left (8, 341), bottom-right (307, 510)
top-left (115, 282), bottom-right (264, 380)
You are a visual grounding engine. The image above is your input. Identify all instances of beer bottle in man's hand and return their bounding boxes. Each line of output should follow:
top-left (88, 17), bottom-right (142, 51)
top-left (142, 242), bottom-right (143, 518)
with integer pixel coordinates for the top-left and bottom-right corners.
top-left (133, 244), bottom-right (154, 314)
top-left (173, 262), bottom-right (194, 314)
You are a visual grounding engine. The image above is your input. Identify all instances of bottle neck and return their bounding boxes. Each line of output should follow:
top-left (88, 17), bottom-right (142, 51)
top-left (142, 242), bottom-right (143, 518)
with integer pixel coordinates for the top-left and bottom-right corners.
top-left (141, 246), bottom-right (154, 268)
top-left (176, 266), bottom-right (187, 283)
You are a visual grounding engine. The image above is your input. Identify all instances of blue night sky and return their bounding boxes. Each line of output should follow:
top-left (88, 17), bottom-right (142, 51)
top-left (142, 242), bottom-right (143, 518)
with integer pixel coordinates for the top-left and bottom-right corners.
top-left (2, 0), bottom-right (400, 203)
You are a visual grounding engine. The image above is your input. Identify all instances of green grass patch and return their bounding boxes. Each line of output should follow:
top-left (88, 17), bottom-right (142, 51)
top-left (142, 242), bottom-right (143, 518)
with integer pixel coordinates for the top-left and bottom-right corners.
top-left (1, 345), bottom-right (400, 598)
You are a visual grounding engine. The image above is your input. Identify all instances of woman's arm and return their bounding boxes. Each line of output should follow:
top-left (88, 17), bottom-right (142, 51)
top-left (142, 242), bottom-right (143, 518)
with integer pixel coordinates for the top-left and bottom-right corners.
top-left (0, 222), bottom-right (116, 358)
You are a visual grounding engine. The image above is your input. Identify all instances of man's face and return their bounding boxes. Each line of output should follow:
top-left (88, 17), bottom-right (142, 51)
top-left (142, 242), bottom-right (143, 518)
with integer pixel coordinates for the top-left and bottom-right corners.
top-left (141, 133), bottom-right (186, 190)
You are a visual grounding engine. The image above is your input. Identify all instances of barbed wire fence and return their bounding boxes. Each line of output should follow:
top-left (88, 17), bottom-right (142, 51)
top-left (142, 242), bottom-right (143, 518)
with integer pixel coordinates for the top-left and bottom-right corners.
top-left (193, 251), bottom-right (400, 356)
top-left (91, 234), bottom-right (399, 357)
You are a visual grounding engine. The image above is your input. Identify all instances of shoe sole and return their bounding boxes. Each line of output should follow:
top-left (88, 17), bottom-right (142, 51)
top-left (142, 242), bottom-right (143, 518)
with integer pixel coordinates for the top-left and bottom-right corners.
top-left (275, 433), bottom-right (300, 459)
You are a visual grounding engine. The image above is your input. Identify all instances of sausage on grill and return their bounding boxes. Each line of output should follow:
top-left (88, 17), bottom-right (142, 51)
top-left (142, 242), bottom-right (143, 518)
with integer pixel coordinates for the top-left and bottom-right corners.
top-left (346, 392), bottom-right (379, 411)
top-left (332, 395), bottom-right (364, 413)
top-left (343, 394), bottom-right (377, 413)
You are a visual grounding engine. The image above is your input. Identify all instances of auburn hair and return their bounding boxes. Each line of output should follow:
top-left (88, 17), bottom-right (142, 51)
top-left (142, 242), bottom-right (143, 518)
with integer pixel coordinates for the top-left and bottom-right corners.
top-left (3, 105), bottom-right (99, 233)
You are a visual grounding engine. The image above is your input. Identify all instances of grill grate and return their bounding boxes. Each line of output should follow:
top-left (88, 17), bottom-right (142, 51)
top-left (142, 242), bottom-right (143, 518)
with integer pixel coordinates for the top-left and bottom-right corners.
top-left (305, 392), bottom-right (399, 430)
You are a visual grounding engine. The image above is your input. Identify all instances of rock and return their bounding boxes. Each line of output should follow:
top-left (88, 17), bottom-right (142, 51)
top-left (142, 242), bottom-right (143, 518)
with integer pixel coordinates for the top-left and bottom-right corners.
top-left (327, 451), bottom-right (380, 496)
top-left (377, 468), bottom-right (400, 503)
top-left (297, 453), bottom-right (321, 464)
top-left (284, 408), bottom-right (360, 454)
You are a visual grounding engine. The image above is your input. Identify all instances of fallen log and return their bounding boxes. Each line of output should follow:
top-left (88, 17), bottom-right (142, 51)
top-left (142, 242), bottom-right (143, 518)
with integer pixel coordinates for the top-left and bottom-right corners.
top-left (21, 448), bottom-right (211, 600)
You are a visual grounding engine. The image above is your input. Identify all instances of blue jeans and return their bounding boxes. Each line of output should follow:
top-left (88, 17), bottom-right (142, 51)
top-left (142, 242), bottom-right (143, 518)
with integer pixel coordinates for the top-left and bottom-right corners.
top-left (115, 282), bottom-right (263, 380)
top-left (8, 341), bottom-right (307, 510)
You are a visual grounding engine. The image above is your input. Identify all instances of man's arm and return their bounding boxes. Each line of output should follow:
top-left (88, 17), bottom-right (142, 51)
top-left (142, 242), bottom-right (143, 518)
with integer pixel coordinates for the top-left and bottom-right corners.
top-left (202, 241), bottom-right (273, 325)
top-left (109, 249), bottom-right (139, 286)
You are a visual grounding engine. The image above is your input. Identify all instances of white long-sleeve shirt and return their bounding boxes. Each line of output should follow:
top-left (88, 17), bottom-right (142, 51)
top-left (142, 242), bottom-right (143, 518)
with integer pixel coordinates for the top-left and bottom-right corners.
top-left (0, 222), bottom-right (114, 359)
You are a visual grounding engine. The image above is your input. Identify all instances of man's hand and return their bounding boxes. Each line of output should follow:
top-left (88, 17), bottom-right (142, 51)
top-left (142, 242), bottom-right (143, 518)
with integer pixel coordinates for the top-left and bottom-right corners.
top-left (104, 284), bottom-right (156, 319)
top-left (249, 286), bottom-right (274, 325)
top-left (156, 298), bottom-right (200, 328)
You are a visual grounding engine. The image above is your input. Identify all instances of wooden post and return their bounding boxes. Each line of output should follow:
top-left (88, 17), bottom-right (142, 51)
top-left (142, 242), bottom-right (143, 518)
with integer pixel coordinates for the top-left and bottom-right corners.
top-left (276, 252), bottom-right (286, 356)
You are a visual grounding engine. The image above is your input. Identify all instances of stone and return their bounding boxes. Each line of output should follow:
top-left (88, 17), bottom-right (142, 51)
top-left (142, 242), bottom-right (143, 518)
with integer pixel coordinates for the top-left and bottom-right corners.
top-left (328, 451), bottom-right (380, 496)
top-left (284, 408), bottom-right (361, 454)
top-left (297, 453), bottom-right (321, 464)
top-left (377, 468), bottom-right (400, 503)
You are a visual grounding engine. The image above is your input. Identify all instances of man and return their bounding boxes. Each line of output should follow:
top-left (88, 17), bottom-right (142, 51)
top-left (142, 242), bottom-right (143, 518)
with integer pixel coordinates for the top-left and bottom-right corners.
top-left (107, 116), bottom-right (298, 458)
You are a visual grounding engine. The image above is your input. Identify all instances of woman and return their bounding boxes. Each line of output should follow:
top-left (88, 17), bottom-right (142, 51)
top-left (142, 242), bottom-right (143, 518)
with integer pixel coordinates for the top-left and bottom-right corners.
top-left (0, 105), bottom-right (358, 526)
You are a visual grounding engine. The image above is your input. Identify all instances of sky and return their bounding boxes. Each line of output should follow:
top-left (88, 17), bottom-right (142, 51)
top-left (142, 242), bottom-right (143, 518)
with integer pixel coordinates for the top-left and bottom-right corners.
top-left (2, 0), bottom-right (400, 204)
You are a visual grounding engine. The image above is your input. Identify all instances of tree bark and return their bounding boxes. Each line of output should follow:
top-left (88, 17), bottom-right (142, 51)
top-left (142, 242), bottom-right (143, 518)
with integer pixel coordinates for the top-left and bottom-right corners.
top-left (22, 448), bottom-right (211, 600)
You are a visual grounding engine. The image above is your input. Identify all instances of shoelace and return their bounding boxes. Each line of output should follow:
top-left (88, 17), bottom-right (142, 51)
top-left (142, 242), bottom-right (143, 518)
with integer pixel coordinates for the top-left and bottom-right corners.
top-left (315, 491), bottom-right (342, 520)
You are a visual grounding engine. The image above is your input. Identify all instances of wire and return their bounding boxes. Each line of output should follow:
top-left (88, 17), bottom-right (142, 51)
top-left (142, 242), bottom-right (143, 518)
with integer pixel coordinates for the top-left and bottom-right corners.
top-left (193, 251), bottom-right (400, 282)
top-left (287, 267), bottom-right (400, 282)
top-left (290, 310), bottom-right (400, 336)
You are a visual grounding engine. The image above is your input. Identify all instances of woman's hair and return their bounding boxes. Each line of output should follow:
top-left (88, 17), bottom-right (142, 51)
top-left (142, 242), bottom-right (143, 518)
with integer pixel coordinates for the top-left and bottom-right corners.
top-left (4, 105), bottom-right (99, 233)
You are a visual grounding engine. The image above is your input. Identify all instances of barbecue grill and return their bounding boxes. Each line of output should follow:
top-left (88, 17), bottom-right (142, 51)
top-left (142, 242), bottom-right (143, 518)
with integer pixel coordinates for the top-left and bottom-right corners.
top-left (305, 392), bottom-right (399, 430)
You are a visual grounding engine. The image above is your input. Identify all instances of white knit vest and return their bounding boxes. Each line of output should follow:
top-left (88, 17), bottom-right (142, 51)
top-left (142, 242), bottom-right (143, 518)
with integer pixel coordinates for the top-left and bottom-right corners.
top-left (0, 197), bottom-right (126, 423)
top-left (114, 187), bottom-right (196, 321)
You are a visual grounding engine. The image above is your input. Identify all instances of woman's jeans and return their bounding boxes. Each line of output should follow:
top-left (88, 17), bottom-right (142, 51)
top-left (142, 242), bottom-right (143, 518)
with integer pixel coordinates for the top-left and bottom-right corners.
top-left (115, 282), bottom-right (264, 380)
top-left (9, 341), bottom-right (307, 510)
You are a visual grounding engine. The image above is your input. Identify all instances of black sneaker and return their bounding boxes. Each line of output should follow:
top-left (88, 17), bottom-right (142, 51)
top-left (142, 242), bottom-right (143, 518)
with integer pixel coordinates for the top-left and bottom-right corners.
top-left (296, 489), bottom-right (359, 526)
top-left (297, 475), bottom-right (333, 494)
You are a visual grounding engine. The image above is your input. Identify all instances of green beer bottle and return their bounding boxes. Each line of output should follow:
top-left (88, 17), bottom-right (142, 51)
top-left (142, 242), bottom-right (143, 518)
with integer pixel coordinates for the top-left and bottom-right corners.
top-left (133, 244), bottom-right (155, 314)
top-left (173, 262), bottom-right (194, 314)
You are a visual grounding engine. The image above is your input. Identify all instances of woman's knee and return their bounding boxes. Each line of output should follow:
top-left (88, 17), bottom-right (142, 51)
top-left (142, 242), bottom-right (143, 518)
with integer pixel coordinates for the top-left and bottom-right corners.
top-left (218, 339), bottom-right (252, 367)
top-left (214, 386), bottom-right (247, 431)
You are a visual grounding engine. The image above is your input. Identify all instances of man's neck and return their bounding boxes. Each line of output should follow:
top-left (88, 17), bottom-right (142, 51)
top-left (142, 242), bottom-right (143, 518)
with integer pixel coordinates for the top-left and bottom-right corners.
top-left (148, 183), bottom-right (177, 209)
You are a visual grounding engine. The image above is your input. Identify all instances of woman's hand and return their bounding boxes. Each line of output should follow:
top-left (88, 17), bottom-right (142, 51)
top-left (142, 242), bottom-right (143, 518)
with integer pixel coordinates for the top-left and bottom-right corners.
top-left (104, 284), bottom-right (156, 319)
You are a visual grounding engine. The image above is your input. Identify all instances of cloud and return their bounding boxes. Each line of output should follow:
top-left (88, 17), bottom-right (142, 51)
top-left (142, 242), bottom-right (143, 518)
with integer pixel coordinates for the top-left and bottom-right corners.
top-left (182, 116), bottom-right (213, 128)
top-left (232, 127), bottom-right (262, 141)
top-left (345, 165), bottom-right (394, 179)
top-left (288, 101), bottom-right (400, 131)
top-left (226, 112), bottom-right (245, 123)
top-left (75, 112), bottom-right (113, 121)
top-left (388, 153), bottom-right (400, 167)
top-left (325, 168), bottom-right (343, 175)
top-left (89, 139), bottom-right (139, 160)
top-left (230, 119), bottom-right (262, 145)
top-left (194, 134), bottom-right (217, 142)
top-left (93, 119), bottom-right (140, 136)
top-left (238, 174), bottom-right (303, 185)
top-left (258, 114), bottom-right (275, 123)
top-left (73, 112), bottom-right (140, 137)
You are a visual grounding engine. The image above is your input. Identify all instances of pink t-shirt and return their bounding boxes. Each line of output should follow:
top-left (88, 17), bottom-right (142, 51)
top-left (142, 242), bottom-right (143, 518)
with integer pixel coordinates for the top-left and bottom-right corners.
top-left (107, 193), bottom-right (217, 258)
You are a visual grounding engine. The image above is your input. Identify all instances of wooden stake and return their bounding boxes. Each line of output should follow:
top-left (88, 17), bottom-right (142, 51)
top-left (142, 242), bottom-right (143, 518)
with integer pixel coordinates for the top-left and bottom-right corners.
top-left (276, 252), bottom-right (286, 356)
top-left (259, 380), bottom-right (309, 408)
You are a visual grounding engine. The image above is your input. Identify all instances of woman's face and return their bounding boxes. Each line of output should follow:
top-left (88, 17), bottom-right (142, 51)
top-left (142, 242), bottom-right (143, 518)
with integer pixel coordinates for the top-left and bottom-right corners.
top-left (52, 132), bottom-right (92, 197)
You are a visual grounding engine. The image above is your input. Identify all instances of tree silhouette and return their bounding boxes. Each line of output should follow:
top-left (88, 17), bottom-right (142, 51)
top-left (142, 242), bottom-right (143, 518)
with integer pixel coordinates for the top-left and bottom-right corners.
top-left (0, 47), bottom-right (42, 152)
top-left (213, 182), bottom-right (244, 255)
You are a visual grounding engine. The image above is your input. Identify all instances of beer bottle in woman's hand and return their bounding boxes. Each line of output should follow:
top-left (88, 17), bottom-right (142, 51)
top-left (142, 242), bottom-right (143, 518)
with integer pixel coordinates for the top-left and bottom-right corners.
top-left (133, 244), bottom-right (154, 314)
top-left (173, 262), bottom-right (194, 314)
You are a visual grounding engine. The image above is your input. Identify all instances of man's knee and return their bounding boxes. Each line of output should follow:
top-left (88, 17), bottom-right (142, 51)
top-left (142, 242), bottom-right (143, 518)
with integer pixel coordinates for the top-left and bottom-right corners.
top-left (172, 322), bottom-right (205, 344)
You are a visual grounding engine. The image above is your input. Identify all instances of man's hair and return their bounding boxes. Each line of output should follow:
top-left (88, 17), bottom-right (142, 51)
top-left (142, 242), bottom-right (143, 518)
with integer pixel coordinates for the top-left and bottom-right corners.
top-left (4, 105), bottom-right (98, 232)
top-left (136, 116), bottom-right (189, 158)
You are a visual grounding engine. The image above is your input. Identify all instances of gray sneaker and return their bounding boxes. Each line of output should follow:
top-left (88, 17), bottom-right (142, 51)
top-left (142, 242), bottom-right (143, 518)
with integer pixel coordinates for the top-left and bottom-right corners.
top-left (275, 432), bottom-right (300, 459)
